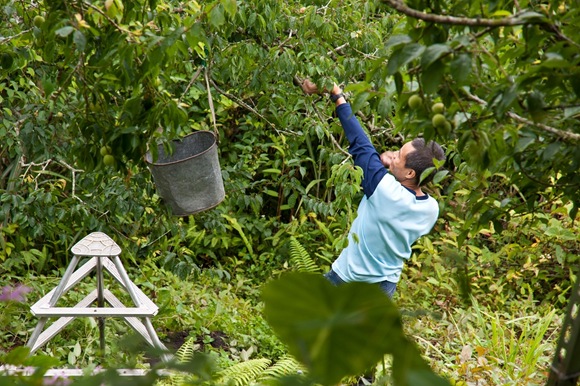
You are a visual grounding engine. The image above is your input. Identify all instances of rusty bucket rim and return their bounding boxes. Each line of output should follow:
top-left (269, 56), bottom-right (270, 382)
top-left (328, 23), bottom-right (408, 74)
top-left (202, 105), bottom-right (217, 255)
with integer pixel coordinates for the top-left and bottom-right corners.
top-left (144, 131), bottom-right (218, 167)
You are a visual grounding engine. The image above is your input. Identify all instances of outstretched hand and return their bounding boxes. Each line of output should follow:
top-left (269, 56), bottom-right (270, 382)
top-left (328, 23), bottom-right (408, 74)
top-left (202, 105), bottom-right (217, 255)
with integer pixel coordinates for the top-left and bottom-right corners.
top-left (301, 79), bottom-right (344, 97)
top-left (301, 79), bottom-right (320, 95)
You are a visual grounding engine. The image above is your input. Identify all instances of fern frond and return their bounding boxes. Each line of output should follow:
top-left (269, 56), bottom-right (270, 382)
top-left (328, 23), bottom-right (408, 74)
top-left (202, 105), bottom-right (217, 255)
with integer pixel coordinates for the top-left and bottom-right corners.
top-left (175, 337), bottom-right (198, 363)
top-left (289, 237), bottom-right (321, 273)
top-left (154, 337), bottom-right (198, 386)
top-left (259, 355), bottom-right (306, 381)
top-left (216, 358), bottom-right (271, 386)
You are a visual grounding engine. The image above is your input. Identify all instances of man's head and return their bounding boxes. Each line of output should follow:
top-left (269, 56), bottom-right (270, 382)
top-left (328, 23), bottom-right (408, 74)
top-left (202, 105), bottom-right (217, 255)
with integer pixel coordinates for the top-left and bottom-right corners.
top-left (405, 138), bottom-right (445, 186)
top-left (381, 138), bottom-right (445, 187)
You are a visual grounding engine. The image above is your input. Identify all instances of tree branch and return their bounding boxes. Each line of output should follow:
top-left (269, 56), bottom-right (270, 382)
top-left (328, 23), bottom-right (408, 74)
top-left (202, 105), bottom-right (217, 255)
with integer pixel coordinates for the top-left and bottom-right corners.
top-left (381, 0), bottom-right (548, 27)
top-left (0, 28), bottom-right (32, 44)
top-left (82, 1), bottom-right (137, 41)
top-left (505, 112), bottom-right (580, 142)
top-left (178, 66), bottom-right (203, 104)
top-left (308, 99), bottom-right (351, 158)
top-left (208, 78), bottom-right (298, 136)
top-left (461, 89), bottom-right (580, 142)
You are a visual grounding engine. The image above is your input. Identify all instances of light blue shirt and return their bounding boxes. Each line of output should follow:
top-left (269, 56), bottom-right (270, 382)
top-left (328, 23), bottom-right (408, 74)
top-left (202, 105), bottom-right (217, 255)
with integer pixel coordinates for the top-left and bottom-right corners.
top-left (332, 173), bottom-right (439, 283)
top-left (331, 103), bottom-right (439, 284)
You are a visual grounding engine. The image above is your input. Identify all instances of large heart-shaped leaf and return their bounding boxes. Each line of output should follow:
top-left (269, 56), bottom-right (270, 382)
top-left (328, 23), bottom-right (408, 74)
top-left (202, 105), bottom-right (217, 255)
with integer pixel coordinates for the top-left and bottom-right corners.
top-left (262, 272), bottom-right (404, 385)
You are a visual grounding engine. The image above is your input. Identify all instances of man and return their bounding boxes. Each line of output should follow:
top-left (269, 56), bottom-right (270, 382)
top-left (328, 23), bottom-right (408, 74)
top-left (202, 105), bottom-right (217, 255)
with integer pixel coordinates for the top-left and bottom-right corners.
top-left (302, 80), bottom-right (445, 298)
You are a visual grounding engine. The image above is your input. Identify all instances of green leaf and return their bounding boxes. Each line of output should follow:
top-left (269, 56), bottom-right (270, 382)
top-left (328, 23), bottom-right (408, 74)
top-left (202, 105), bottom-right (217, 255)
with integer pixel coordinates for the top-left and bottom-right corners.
top-left (541, 142), bottom-right (560, 161)
top-left (491, 10), bottom-right (512, 17)
top-left (262, 273), bottom-right (404, 385)
top-left (421, 44), bottom-right (451, 69)
top-left (545, 220), bottom-right (576, 241)
top-left (449, 53), bottom-right (471, 85)
top-left (564, 106), bottom-right (580, 119)
top-left (570, 202), bottom-right (579, 221)
top-left (41, 77), bottom-right (57, 96)
top-left (570, 76), bottom-right (580, 98)
top-left (262, 168), bottom-right (282, 175)
top-left (305, 179), bottom-right (324, 194)
top-left (526, 90), bottom-right (546, 122)
top-left (105, 0), bottom-right (124, 21)
top-left (394, 72), bottom-right (404, 95)
top-left (540, 53), bottom-right (570, 69)
top-left (24, 353), bottom-right (61, 370)
top-left (432, 169), bottom-right (449, 185)
top-left (495, 84), bottom-right (518, 116)
top-left (209, 4), bottom-right (226, 28)
top-left (421, 61), bottom-right (445, 94)
top-left (55, 26), bottom-right (74, 37)
top-left (73, 30), bottom-right (87, 52)
top-left (3, 346), bottom-right (31, 365)
top-left (419, 167), bottom-right (435, 185)
top-left (377, 95), bottom-right (393, 119)
top-left (405, 369), bottom-right (451, 386)
top-left (351, 91), bottom-right (371, 113)
top-left (517, 11), bottom-right (549, 23)
top-left (387, 43), bottom-right (425, 75)
top-left (385, 34), bottom-right (413, 50)
top-left (221, 0), bottom-right (237, 17)
top-left (515, 134), bottom-right (536, 152)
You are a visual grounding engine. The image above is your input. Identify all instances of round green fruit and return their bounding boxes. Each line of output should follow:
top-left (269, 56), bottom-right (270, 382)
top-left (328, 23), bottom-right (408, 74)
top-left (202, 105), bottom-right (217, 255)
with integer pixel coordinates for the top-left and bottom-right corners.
top-left (432, 102), bottom-right (445, 114)
top-left (33, 15), bottom-right (45, 28)
top-left (432, 113), bottom-right (447, 128)
top-left (103, 154), bottom-right (115, 166)
top-left (438, 121), bottom-right (452, 136)
top-left (407, 94), bottom-right (422, 110)
top-left (100, 145), bottom-right (112, 156)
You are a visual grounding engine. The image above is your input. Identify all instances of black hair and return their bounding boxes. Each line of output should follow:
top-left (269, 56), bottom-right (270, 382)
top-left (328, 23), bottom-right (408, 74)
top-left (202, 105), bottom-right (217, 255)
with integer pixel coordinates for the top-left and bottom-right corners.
top-left (405, 138), bottom-right (446, 186)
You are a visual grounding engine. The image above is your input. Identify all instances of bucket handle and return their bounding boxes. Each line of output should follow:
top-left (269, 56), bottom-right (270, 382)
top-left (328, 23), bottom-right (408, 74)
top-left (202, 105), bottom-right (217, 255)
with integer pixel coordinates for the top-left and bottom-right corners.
top-left (204, 66), bottom-right (220, 144)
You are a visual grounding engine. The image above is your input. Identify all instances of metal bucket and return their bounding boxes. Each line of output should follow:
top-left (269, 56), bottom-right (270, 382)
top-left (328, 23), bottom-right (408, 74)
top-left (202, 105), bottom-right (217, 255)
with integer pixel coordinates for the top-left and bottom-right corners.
top-left (145, 131), bottom-right (225, 216)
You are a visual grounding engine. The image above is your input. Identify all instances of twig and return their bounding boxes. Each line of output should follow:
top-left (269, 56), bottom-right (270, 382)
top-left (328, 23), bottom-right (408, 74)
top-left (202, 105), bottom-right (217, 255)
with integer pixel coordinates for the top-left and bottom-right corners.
top-left (327, 42), bottom-right (349, 56)
top-left (19, 159), bottom-right (51, 190)
top-left (58, 160), bottom-right (84, 200)
top-left (208, 78), bottom-right (299, 136)
top-left (506, 112), bottom-right (580, 142)
top-left (0, 29), bottom-right (32, 44)
top-left (316, 0), bottom-right (333, 16)
top-left (178, 66), bottom-right (203, 104)
top-left (50, 57), bottom-right (84, 103)
top-left (309, 100), bottom-right (351, 158)
top-left (277, 29), bottom-right (294, 49)
top-left (82, 1), bottom-right (136, 40)
top-left (461, 89), bottom-right (580, 142)
top-left (413, 335), bottom-right (453, 362)
top-left (19, 158), bottom-right (85, 201)
top-left (350, 46), bottom-right (380, 60)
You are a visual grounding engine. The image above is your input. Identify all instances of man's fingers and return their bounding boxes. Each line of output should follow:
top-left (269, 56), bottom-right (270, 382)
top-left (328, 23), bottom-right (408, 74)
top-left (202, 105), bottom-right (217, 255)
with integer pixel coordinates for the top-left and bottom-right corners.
top-left (301, 79), bottom-right (319, 95)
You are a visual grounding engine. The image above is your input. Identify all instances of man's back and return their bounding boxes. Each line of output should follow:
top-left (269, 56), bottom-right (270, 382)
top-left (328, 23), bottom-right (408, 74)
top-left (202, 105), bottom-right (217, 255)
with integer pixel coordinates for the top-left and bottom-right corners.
top-left (332, 172), bottom-right (439, 284)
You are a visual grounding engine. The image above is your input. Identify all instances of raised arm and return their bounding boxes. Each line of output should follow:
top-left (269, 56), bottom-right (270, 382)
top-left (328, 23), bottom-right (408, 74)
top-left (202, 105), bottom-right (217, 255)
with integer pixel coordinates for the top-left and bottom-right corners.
top-left (334, 100), bottom-right (387, 197)
top-left (301, 81), bottom-right (388, 197)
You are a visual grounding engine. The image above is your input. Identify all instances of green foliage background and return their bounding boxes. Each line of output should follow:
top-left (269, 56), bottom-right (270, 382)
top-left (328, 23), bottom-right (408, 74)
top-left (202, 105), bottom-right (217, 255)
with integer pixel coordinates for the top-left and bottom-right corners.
top-left (1, 0), bottom-right (579, 384)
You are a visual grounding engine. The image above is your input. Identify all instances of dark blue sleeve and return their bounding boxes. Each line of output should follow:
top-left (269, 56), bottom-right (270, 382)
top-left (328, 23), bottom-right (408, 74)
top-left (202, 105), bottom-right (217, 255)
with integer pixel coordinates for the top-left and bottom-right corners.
top-left (336, 103), bottom-right (387, 197)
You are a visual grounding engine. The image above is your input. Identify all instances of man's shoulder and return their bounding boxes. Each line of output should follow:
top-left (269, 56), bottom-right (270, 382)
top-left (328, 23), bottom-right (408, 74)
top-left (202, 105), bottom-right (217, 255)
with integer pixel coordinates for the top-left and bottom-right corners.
top-left (374, 173), bottom-right (414, 198)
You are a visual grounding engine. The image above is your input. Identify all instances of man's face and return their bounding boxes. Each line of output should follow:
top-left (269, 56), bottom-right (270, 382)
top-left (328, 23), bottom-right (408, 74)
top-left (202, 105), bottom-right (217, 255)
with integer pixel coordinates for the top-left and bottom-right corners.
top-left (380, 142), bottom-right (416, 183)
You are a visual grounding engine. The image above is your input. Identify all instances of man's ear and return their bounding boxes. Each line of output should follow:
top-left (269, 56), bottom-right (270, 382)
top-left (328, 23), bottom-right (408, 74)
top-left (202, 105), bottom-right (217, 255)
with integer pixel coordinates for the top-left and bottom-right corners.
top-left (405, 168), bottom-right (416, 180)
